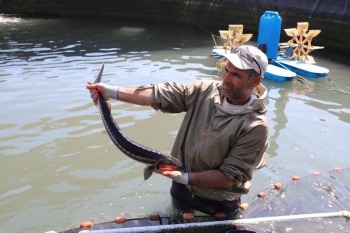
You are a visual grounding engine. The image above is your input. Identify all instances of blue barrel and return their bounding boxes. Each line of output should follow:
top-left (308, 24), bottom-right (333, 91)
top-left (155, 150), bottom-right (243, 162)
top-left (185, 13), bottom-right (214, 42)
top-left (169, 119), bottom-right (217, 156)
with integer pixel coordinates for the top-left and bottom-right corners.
top-left (257, 11), bottom-right (282, 60)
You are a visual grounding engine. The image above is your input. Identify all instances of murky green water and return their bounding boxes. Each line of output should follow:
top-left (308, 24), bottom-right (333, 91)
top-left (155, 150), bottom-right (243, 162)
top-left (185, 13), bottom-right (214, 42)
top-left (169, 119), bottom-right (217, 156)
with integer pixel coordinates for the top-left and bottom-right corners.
top-left (0, 15), bottom-right (350, 233)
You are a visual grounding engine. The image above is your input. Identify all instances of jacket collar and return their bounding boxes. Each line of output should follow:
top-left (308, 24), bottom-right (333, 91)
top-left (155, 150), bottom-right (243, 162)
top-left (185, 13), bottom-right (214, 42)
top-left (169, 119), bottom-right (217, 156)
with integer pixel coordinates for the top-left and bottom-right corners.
top-left (214, 82), bottom-right (268, 115)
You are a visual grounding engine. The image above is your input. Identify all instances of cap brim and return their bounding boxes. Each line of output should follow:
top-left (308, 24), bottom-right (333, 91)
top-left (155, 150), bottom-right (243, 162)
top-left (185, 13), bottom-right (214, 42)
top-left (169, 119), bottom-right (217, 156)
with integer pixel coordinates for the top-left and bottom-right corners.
top-left (224, 53), bottom-right (254, 70)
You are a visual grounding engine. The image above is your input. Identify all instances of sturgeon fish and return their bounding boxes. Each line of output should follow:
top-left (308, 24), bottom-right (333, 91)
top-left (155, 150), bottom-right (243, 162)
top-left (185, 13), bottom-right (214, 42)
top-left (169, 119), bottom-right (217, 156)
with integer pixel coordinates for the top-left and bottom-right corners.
top-left (92, 64), bottom-right (186, 180)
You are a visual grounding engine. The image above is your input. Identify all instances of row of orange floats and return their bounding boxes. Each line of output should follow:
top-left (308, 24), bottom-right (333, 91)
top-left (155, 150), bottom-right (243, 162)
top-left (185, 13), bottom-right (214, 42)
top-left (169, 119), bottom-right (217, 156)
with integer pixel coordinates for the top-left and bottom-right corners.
top-left (80, 211), bottom-right (228, 230)
top-left (256, 167), bottom-right (342, 199)
top-left (79, 167), bottom-right (342, 230)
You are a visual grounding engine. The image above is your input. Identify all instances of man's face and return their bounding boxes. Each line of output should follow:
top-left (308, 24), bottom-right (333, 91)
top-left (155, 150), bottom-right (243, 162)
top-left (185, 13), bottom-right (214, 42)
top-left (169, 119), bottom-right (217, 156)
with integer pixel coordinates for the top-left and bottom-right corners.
top-left (222, 61), bottom-right (256, 104)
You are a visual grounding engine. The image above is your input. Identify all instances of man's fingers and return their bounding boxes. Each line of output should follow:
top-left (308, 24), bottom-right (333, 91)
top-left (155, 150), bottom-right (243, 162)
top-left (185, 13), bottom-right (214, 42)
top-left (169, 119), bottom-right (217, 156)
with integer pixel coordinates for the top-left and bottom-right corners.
top-left (95, 86), bottom-right (107, 100)
top-left (158, 170), bottom-right (189, 185)
top-left (86, 84), bottom-right (96, 90)
top-left (86, 83), bottom-right (107, 100)
top-left (161, 171), bottom-right (181, 177)
top-left (89, 89), bottom-right (98, 100)
top-left (153, 170), bottom-right (172, 176)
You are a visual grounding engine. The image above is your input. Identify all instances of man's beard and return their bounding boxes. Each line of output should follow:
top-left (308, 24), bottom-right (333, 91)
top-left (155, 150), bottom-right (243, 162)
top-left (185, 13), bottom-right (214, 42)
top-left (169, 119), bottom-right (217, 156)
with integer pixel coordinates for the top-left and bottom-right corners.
top-left (223, 80), bottom-right (252, 101)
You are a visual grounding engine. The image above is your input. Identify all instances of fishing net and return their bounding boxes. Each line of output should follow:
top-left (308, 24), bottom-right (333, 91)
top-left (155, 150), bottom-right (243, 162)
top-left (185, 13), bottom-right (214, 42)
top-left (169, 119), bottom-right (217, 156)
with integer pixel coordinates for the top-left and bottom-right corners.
top-left (59, 168), bottom-right (350, 233)
top-left (59, 212), bottom-right (350, 233)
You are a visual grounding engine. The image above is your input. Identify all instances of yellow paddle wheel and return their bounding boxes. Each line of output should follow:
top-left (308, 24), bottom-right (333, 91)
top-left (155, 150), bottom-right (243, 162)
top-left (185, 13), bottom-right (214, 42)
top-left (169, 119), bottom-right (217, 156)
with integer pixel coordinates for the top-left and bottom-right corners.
top-left (279, 22), bottom-right (324, 63)
top-left (214, 24), bottom-right (253, 68)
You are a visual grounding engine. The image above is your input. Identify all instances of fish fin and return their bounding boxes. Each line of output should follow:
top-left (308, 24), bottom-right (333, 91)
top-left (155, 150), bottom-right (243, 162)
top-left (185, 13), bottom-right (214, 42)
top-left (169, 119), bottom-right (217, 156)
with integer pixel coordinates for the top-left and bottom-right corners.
top-left (143, 165), bottom-right (155, 180)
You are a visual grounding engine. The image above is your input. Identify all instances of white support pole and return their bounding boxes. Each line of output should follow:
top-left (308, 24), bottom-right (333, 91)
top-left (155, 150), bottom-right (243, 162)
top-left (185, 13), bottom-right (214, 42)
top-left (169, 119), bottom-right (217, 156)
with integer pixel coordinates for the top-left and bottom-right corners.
top-left (79, 211), bottom-right (350, 233)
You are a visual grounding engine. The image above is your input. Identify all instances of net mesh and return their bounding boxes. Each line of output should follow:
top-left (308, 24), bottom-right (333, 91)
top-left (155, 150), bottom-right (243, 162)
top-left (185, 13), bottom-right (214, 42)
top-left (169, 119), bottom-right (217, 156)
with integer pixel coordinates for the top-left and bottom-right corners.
top-left (242, 216), bottom-right (350, 233)
top-left (60, 168), bottom-right (350, 233)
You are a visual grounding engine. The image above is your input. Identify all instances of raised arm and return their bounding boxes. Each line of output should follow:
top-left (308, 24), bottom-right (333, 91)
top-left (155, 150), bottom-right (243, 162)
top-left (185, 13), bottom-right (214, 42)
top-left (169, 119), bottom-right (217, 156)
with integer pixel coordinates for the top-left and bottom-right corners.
top-left (86, 82), bottom-right (154, 106)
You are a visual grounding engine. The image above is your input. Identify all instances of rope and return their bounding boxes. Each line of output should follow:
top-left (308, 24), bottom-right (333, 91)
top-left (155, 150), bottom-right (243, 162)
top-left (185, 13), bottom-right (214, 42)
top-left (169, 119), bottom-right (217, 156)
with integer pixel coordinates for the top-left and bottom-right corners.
top-left (327, 74), bottom-right (350, 95)
top-left (165, 0), bottom-right (222, 46)
top-left (165, 0), bottom-right (215, 35)
top-left (272, 59), bottom-right (350, 96)
top-left (211, 33), bottom-right (218, 47)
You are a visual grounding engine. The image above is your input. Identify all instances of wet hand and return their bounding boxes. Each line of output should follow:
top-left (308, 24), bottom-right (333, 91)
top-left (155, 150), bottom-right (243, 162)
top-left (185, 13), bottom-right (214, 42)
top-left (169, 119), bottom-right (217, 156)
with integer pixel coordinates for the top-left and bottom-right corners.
top-left (86, 81), bottom-right (106, 103)
top-left (86, 82), bottom-right (119, 103)
top-left (157, 170), bottom-right (190, 185)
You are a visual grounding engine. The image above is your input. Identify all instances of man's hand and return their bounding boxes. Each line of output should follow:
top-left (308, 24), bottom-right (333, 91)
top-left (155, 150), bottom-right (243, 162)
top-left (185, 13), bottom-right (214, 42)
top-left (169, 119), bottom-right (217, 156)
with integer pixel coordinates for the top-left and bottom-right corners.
top-left (86, 82), bottom-right (119, 103)
top-left (156, 170), bottom-right (190, 185)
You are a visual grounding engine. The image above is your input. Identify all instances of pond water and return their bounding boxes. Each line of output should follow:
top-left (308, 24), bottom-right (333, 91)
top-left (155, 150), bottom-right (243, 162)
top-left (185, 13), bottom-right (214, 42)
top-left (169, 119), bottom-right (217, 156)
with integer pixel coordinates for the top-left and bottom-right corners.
top-left (0, 15), bottom-right (350, 233)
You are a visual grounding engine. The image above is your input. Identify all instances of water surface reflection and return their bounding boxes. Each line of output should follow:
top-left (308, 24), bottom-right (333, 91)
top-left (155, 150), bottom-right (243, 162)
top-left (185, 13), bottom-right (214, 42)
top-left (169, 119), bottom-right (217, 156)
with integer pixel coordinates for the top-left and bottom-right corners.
top-left (0, 16), bottom-right (350, 233)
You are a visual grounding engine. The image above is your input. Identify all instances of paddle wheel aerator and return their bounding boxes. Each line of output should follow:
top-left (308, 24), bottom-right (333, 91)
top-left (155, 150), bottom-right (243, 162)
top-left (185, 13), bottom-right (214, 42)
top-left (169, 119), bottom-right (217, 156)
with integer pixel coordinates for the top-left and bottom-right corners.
top-left (279, 22), bottom-right (324, 63)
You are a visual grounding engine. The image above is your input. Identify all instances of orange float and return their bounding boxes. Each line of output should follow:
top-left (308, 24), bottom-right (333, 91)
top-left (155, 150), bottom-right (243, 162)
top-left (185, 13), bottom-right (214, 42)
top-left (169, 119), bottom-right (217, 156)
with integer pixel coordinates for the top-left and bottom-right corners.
top-left (292, 175), bottom-right (300, 181)
top-left (214, 212), bottom-right (226, 219)
top-left (312, 171), bottom-right (320, 176)
top-left (257, 192), bottom-right (266, 198)
top-left (115, 216), bottom-right (127, 224)
top-left (238, 203), bottom-right (249, 211)
top-left (333, 167), bottom-right (341, 172)
top-left (80, 221), bottom-right (93, 229)
top-left (183, 213), bottom-right (195, 220)
top-left (149, 214), bottom-right (160, 221)
top-left (274, 183), bottom-right (282, 189)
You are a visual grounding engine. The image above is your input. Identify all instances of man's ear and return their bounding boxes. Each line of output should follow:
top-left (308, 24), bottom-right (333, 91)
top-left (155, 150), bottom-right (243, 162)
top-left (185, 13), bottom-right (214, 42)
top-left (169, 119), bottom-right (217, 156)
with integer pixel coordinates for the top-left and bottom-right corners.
top-left (251, 75), bottom-right (262, 87)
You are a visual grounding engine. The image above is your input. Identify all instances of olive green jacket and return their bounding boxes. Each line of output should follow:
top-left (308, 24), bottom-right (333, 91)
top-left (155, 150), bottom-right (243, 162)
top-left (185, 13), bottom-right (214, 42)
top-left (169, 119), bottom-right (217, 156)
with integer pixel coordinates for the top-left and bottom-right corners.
top-left (151, 80), bottom-right (268, 201)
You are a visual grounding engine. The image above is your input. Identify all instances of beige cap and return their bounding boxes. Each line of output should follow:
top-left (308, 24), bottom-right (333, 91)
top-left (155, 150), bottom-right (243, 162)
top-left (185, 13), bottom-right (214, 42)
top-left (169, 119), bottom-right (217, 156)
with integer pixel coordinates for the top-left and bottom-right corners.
top-left (223, 45), bottom-right (268, 77)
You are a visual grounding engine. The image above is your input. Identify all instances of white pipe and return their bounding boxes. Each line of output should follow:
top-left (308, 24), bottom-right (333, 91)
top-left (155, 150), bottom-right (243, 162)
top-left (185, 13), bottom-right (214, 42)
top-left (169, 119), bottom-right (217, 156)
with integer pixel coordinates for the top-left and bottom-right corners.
top-left (79, 211), bottom-right (350, 233)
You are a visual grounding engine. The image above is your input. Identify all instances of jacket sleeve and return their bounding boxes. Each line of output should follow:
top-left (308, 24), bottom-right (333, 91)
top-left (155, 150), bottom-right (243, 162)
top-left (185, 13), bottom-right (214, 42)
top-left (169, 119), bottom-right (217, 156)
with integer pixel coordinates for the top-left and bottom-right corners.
top-left (152, 81), bottom-right (203, 113)
top-left (220, 117), bottom-right (268, 185)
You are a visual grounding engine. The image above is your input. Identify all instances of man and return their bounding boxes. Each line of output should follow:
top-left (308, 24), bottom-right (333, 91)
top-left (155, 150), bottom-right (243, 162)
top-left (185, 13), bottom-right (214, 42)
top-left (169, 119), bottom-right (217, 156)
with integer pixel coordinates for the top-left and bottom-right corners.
top-left (87, 45), bottom-right (269, 216)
